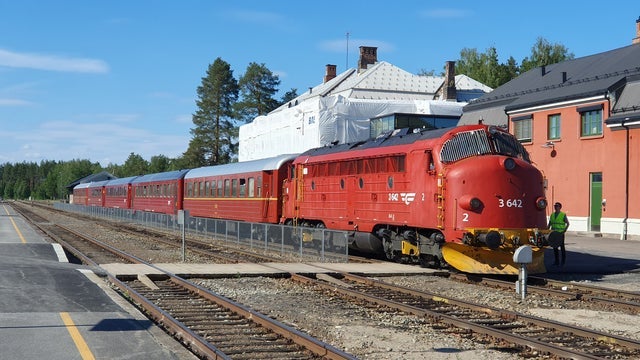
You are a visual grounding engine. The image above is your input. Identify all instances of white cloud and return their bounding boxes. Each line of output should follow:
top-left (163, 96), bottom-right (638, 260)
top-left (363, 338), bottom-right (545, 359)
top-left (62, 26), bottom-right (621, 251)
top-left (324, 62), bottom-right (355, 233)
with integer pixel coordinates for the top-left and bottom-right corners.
top-left (0, 119), bottom-right (188, 165)
top-left (0, 48), bottom-right (109, 73)
top-left (0, 98), bottom-right (32, 106)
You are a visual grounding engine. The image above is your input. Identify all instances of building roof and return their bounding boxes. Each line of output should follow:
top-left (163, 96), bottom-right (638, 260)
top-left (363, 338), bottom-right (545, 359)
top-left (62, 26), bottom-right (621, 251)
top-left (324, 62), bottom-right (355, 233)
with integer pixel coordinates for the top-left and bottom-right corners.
top-left (274, 61), bottom-right (492, 114)
top-left (461, 43), bottom-right (640, 126)
top-left (66, 170), bottom-right (117, 191)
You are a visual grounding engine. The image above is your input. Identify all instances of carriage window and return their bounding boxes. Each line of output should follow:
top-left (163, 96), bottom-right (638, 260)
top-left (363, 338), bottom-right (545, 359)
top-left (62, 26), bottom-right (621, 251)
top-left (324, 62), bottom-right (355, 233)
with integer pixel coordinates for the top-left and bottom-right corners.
top-left (199, 181), bottom-right (205, 198)
top-left (248, 178), bottom-right (255, 197)
top-left (239, 178), bottom-right (246, 197)
top-left (257, 176), bottom-right (262, 197)
top-left (187, 182), bottom-right (193, 197)
top-left (232, 179), bottom-right (238, 197)
top-left (224, 179), bottom-right (230, 197)
top-left (204, 181), bottom-right (208, 197)
top-left (218, 180), bottom-right (223, 197)
top-left (209, 181), bottom-right (215, 196)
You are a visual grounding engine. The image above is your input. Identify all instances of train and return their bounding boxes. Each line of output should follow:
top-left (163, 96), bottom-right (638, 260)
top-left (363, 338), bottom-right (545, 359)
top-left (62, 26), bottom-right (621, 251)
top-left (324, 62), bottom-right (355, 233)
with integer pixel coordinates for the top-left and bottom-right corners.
top-left (72, 124), bottom-right (551, 274)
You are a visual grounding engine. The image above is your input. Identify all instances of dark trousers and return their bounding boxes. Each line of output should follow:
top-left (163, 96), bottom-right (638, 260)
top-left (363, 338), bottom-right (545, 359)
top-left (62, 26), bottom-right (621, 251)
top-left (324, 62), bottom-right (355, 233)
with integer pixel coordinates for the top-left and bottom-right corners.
top-left (553, 233), bottom-right (566, 265)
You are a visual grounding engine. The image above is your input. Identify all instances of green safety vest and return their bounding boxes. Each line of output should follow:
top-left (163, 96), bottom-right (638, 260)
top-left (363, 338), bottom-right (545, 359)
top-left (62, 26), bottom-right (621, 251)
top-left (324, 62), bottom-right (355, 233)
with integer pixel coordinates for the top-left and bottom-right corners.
top-left (549, 211), bottom-right (567, 232)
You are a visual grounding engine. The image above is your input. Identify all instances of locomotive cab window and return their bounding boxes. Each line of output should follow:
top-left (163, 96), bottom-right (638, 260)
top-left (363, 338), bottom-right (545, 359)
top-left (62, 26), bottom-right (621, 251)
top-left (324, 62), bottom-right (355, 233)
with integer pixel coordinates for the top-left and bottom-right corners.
top-left (426, 150), bottom-right (435, 173)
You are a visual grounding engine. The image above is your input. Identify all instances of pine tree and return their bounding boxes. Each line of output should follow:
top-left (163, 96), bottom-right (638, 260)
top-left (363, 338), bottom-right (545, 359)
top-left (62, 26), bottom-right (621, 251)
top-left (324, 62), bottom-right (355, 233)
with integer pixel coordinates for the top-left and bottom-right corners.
top-left (186, 57), bottom-right (239, 167)
top-left (235, 62), bottom-right (280, 123)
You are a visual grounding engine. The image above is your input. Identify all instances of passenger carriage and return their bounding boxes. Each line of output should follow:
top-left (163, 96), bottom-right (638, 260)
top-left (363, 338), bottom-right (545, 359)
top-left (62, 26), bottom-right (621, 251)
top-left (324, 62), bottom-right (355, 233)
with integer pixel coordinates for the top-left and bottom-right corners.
top-left (130, 170), bottom-right (190, 214)
top-left (104, 176), bottom-right (139, 209)
top-left (72, 182), bottom-right (91, 205)
top-left (183, 154), bottom-right (297, 223)
top-left (86, 180), bottom-right (108, 207)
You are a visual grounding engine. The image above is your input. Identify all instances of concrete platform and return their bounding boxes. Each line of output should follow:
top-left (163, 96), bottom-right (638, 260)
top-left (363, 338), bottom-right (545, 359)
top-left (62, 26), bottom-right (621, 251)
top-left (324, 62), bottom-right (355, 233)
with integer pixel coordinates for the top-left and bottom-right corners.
top-left (100, 261), bottom-right (445, 278)
top-left (0, 204), bottom-right (197, 360)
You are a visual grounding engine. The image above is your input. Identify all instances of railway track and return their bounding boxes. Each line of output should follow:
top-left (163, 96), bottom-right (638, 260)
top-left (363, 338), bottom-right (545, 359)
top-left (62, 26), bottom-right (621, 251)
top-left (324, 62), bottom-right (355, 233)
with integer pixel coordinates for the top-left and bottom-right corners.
top-left (448, 272), bottom-right (640, 315)
top-left (11, 201), bottom-right (357, 360)
top-left (294, 272), bottom-right (640, 359)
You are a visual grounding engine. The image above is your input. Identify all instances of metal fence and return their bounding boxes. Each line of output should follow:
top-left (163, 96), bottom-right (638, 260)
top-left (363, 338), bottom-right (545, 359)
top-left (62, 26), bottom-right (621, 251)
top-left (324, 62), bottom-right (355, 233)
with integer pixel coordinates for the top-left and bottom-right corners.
top-left (54, 203), bottom-right (350, 262)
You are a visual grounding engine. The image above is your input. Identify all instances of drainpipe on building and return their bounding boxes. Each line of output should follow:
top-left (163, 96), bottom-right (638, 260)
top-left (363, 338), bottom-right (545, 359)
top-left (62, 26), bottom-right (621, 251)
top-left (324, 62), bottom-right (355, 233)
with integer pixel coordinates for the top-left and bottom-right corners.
top-left (621, 122), bottom-right (630, 241)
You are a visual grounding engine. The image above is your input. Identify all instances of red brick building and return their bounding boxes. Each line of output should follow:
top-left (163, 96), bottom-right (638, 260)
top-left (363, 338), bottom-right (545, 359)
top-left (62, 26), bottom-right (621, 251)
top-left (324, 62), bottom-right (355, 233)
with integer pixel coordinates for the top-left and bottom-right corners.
top-left (460, 18), bottom-right (640, 240)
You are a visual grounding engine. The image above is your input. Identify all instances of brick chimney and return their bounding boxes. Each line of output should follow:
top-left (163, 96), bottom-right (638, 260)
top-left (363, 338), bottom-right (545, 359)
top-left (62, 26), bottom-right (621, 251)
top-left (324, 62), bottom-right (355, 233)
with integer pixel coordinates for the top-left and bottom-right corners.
top-left (442, 61), bottom-right (457, 101)
top-left (324, 64), bottom-right (337, 83)
top-left (633, 16), bottom-right (640, 45)
top-left (358, 46), bottom-right (377, 73)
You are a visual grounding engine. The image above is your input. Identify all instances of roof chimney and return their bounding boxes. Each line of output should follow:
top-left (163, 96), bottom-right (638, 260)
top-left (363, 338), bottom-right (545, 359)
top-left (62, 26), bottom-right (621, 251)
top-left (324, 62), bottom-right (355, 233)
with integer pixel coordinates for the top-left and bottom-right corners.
top-left (358, 46), bottom-right (377, 73)
top-left (633, 16), bottom-right (640, 45)
top-left (442, 61), bottom-right (457, 101)
top-left (324, 64), bottom-right (337, 83)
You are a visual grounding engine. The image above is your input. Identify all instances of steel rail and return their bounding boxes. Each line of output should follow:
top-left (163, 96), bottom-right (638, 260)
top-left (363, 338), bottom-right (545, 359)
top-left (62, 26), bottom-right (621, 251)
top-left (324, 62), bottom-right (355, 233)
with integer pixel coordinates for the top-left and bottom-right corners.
top-left (291, 272), bottom-right (640, 359)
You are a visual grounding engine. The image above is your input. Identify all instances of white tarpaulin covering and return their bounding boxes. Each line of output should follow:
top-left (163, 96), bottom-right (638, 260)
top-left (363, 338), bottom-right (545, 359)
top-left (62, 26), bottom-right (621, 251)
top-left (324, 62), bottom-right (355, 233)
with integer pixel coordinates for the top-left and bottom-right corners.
top-left (239, 96), bottom-right (464, 161)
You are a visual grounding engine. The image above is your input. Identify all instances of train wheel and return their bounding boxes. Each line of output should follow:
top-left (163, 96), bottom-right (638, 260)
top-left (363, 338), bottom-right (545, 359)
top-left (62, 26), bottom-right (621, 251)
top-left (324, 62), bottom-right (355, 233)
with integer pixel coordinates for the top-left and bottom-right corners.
top-left (316, 223), bottom-right (334, 251)
top-left (383, 238), bottom-right (401, 262)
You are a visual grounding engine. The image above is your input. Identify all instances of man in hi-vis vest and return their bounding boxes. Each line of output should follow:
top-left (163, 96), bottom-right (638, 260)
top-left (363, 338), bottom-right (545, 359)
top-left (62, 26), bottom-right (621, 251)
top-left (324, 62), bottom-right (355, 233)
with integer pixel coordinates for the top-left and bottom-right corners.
top-left (548, 202), bottom-right (570, 266)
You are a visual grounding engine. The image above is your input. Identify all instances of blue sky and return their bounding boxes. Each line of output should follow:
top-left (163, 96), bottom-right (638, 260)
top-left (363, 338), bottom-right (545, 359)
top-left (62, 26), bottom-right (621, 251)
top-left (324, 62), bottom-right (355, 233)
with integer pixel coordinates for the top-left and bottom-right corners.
top-left (1, 1), bottom-right (638, 166)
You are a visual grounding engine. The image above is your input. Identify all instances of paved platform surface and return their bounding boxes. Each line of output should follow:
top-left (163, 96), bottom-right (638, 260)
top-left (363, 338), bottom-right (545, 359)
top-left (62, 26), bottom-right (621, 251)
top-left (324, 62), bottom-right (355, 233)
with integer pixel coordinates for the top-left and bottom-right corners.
top-left (100, 261), bottom-right (444, 277)
top-left (0, 204), bottom-right (197, 360)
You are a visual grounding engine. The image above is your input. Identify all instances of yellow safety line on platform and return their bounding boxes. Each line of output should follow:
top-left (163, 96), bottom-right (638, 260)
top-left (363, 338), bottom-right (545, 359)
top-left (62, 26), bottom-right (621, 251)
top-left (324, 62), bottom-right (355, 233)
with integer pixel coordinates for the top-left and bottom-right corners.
top-left (3, 205), bottom-right (26, 244)
top-left (60, 312), bottom-right (96, 360)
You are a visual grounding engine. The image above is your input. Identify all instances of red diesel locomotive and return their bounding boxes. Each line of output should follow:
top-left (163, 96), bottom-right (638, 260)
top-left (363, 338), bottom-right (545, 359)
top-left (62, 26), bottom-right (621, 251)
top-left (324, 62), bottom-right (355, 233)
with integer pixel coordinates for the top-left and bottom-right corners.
top-left (72, 124), bottom-right (549, 274)
top-left (280, 125), bottom-right (549, 274)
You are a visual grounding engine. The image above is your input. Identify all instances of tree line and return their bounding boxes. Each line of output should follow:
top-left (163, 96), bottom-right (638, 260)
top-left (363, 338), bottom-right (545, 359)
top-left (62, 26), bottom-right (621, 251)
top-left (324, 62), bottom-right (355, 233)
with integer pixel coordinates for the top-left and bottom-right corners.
top-left (0, 38), bottom-right (572, 201)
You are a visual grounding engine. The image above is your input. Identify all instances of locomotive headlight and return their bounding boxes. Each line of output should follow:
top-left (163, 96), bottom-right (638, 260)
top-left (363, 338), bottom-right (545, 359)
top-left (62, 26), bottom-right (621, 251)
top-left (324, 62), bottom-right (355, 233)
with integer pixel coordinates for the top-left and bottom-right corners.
top-left (535, 197), bottom-right (548, 210)
top-left (502, 157), bottom-right (516, 171)
top-left (459, 195), bottom-right (483, 211)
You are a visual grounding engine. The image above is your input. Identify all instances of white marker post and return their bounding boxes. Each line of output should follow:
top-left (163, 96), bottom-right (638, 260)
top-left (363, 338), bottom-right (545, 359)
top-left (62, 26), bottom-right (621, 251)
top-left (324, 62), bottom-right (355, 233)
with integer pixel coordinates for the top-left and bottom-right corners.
top-left (177, 210), bottom-right (189, 262)
top-left (513, 245), bottom-right (533, 300)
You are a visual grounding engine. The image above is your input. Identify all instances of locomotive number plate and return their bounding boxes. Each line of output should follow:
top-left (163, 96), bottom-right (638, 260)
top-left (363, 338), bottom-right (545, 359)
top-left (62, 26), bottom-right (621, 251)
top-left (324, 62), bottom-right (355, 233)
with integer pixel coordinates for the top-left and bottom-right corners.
top-left (498, 198), bottom-right (523, 208)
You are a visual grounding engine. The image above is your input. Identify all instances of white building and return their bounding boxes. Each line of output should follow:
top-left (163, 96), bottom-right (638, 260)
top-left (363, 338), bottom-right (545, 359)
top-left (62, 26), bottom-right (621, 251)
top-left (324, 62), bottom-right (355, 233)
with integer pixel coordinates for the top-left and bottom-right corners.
top-left (239, 47), bottom-right (492, 161)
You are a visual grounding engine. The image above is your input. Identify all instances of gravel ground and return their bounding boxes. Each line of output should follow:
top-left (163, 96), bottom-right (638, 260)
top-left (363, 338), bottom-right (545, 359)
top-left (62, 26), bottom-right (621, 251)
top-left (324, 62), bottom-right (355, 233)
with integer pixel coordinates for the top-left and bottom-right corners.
top-left (195, 274), bottom-right (640, 359)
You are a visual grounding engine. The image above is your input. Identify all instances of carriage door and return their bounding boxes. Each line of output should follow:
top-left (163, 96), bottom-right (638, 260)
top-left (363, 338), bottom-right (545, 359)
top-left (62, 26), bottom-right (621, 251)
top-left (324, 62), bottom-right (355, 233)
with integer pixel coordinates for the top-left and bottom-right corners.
top-left (589, 172), bottom-right (602, 232)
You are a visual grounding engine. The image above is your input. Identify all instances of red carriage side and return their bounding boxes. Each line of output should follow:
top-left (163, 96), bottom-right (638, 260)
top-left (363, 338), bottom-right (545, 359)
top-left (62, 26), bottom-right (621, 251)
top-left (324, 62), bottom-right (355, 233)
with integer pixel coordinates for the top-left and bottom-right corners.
top-left (104, 176), bottom-right (139, 209)
top-left (86, 180), bottom-right (108, 207)
top-left (183, 154), bottom-right (296, 223)
top-left (72, 182), bottom-right (90, 205)
top-left (130, 170), bottom-right (190, 214)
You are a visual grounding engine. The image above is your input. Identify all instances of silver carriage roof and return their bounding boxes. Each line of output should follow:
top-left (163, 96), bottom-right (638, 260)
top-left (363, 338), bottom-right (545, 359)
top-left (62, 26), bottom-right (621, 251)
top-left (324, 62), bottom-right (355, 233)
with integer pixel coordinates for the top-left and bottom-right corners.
top-left (185, 154), bottom-right (299, 180)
